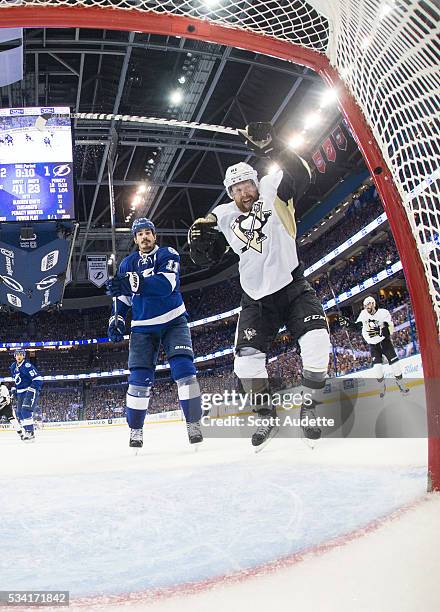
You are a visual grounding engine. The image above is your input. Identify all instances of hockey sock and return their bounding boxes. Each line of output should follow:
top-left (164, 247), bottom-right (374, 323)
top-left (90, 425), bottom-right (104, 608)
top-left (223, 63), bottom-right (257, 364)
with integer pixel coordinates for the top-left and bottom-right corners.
top-left (176, 375), bottom-right (202, 423)
top-left (301, 370), bottom-right (326, 405)
top-left (126, 384), bottom-right (150, 429)
top-left (20, 409), bottom-right (34, 435)
top-left (239, 377), bottom-right (274, 416)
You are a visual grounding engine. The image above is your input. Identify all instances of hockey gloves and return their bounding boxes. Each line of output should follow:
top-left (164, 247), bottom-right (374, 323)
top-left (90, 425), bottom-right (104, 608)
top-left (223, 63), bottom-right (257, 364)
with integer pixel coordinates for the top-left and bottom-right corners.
top-left (338, 315), bottom-right (350, 328)
top-left (366, 323), bottom-right (382, 338)
top-left (106, 272), bottom-right (141, 297)
top-left (381, 322), bottom-right (391, 338)
top-left (188, 218), bottom-right (227, 267)
top-left (108, 315), bottom-right (126, 343)
top-left (238, 122), bottom-right (276, 157)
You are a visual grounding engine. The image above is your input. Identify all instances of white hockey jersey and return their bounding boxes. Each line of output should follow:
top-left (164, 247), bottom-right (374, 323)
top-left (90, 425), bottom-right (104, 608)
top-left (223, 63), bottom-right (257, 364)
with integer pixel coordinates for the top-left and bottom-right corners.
top-left (0, 384), bottom-right (10, 409)
top-left (212, 169), bottom-right (300, 300)
top-left (356, 307), bottom-right (393, 345)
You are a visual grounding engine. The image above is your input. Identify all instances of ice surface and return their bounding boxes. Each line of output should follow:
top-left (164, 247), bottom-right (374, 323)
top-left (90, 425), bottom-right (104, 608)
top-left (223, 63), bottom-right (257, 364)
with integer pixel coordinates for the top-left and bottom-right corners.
top-left (1, 423), bottom-right (438, 611)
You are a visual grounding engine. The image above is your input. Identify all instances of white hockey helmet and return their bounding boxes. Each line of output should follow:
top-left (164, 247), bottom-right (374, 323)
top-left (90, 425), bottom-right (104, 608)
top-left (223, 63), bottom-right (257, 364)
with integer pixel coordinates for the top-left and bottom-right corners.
top-left (363, 296), bottom-right (376, 308)
top-left (223, 162), bottom-right (259, 198)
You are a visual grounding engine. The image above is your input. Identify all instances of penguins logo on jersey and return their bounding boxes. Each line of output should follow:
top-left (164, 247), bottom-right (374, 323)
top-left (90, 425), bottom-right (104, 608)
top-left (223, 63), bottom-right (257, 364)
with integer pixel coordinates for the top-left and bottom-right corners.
top-left (243, 328), bottom-right (257, 341)
top-left (231, 202), bottom-right (272, 253)
top-left (367, 319), bottom-right (379, 330)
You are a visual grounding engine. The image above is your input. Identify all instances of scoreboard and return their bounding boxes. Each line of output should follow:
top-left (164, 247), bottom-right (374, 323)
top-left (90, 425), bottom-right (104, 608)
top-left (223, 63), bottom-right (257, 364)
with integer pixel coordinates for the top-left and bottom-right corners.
top-left (0, 106), bottom-right (75, 222)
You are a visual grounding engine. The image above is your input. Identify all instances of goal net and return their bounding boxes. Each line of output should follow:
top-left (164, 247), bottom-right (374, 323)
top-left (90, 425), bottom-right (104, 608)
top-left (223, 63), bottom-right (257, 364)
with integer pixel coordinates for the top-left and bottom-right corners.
top-left (1, 0), bottom-right (439, 487)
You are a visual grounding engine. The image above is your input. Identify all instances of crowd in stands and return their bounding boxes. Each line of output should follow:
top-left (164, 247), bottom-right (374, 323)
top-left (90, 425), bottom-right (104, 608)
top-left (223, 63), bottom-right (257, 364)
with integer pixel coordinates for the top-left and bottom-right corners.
top-left (37, 386), bottom-right (83, 423)
top-left (301, 189), bottom-right (384, 268)
top-left (312, 238), bottom-right (399, 303)
top-left (83, 383), bottom-right (126, 421)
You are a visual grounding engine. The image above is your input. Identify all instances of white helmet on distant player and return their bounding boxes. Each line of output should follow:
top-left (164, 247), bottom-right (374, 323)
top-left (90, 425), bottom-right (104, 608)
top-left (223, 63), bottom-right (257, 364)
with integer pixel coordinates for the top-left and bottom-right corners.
top-left (363, 296), bottom-right (376, 308)
top-left (224, 162), bottom-right (259, 198)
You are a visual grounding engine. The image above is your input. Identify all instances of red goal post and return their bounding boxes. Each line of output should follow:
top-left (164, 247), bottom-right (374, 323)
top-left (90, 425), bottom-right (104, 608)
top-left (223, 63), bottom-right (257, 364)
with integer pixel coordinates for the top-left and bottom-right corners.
top-left (1, 0), bottom-right (439, 489)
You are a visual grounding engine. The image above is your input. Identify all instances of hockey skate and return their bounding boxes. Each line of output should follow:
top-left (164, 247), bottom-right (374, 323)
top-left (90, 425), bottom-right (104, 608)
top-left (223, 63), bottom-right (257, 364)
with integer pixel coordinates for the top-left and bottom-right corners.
top-left (396, 380), bottom-right (410, 395)
top-left (251, 410), bottom-right (279, 453)
top-left (186, 420), bottom-right (203, 447)
top-left (300, 403), bottom-right (321, 442)
top-left (129, 428), bottom-right (143, 449)
top-left (21, 430), bottom-right (35, 443)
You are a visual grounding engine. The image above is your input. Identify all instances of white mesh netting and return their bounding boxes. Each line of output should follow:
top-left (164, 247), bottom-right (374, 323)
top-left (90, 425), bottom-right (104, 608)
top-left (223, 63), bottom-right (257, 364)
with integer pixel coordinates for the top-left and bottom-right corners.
top-left (0, 0), bottom-right (439, 337)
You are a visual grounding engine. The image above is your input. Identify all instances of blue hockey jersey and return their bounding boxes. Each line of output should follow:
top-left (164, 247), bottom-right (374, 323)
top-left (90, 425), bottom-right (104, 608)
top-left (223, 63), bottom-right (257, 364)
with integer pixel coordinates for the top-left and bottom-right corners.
top-left (111, 245), bottom-right (187, 333)
top-left (10, 360), bottom-right (43, 394)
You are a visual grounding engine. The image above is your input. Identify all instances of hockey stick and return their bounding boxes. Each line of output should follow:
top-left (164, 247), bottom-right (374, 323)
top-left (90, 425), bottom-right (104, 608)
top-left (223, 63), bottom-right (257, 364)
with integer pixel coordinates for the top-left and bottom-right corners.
top-left (69, 113), bottom-right (240, 136)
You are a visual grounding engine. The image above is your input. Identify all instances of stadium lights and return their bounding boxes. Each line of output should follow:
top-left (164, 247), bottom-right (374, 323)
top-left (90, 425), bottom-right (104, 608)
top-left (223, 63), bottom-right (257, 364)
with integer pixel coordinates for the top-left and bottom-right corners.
top-left (320, 88), bottom-right (338, 108)
top-left (303, 113), bottom-right (321, 130)
top-left (147, 158), bottom-right (154, 165)
top-left (178, 76), bottom-right (186, 84)
top-left (288, 133), bottom-right (305, 149)
top-left (137, 183), bottom-right (147, 194)
top-left (170, 89), bottom-right (183, 105)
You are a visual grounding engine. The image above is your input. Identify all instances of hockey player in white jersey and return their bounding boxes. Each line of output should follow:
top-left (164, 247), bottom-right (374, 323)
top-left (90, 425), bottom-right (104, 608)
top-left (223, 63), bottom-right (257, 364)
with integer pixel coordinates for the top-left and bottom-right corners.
top-left (106, 218), bottom-right (203, 449)
top-left (188, 122), bottom-right (331, 448)
top-left (340, 295), bottom-right (409, 397)
top-left (0, 383), bottom-right (23, 439)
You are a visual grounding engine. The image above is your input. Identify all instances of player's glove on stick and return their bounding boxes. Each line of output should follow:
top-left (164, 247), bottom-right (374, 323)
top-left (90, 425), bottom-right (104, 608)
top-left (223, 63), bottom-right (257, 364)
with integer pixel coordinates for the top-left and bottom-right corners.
top-left (108, 315), bottom-right (126, 343)
top-left (238, 122), bottom-right (276, 157)
top-left (338, 315), bottom-right (350, 328)
top-left (106, 272), bottom-right (142, 297)
top-left (188, 218), bottom-right (227, 267)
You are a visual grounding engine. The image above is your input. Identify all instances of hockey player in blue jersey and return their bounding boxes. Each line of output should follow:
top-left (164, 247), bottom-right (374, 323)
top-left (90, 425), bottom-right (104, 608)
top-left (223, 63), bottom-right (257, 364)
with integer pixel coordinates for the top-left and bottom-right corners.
top-left (9, 348), bottom-right (43, 442)
top-left (106, 218), bottom-right (203, 449)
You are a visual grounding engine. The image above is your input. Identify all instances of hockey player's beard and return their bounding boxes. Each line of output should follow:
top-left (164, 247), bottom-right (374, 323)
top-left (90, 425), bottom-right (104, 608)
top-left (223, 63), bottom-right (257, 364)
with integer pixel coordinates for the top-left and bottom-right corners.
top-left (236, 194), bottom-right (258, 213)
top-left (139, 239), bottom-right (156, 253)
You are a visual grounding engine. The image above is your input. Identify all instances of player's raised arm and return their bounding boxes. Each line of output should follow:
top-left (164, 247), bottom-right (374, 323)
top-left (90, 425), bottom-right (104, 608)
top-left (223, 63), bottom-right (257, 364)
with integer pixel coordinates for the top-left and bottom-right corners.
top-left (238, 121), bottom-right (312, 217)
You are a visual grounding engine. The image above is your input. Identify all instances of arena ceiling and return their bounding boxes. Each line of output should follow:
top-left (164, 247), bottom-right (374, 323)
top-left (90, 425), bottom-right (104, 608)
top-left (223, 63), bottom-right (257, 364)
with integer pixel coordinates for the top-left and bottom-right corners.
top-left (1, 26), bottom-right (366, 295)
